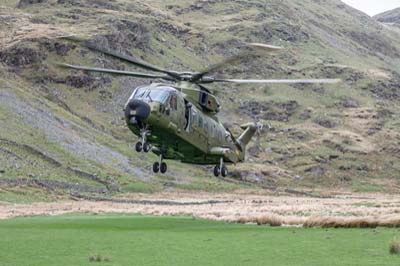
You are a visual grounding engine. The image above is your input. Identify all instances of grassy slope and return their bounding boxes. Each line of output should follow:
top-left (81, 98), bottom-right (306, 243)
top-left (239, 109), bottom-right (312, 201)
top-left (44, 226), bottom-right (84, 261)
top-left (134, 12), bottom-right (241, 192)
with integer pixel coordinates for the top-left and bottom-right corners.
top-left (1, 0), bottom-right (400, 198)
top-left (1, 214), bottom-right (400, 266)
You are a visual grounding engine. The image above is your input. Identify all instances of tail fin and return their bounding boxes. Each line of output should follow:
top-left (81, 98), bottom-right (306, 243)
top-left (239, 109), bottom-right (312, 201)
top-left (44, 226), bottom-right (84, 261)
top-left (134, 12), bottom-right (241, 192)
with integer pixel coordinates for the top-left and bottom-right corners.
top-left (237, 122), bottom-right (257, 149)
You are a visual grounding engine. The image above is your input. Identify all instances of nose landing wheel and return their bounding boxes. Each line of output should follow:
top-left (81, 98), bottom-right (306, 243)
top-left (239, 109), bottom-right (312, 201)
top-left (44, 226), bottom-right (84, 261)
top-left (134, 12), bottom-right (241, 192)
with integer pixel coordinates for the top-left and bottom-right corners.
top-left (135, 129), bottom-right (151, 153)
top-left (153, 155), bottom-right (167, 174)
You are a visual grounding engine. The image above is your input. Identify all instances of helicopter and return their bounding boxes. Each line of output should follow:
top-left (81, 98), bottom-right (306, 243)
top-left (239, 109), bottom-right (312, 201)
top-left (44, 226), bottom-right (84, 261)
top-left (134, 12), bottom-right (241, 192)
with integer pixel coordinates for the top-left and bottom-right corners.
top-left (58, 38), bottom-right (340, 177)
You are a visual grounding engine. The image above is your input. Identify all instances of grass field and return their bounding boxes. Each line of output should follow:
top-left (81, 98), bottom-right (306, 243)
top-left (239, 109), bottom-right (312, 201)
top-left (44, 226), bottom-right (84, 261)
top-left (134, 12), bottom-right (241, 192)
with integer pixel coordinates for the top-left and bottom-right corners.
top-left (0, 214), bottom-right (400, 266)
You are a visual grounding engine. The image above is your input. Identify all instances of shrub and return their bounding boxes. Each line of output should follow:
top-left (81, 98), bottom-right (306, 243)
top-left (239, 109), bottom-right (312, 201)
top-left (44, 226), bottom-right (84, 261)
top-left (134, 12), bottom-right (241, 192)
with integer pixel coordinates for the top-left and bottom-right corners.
top-left (256, 215), bottom-right (282, 227)
top-left (390, 239), bottom-right (400, 255)
top-left (89, 254), bottom-right (102, 262)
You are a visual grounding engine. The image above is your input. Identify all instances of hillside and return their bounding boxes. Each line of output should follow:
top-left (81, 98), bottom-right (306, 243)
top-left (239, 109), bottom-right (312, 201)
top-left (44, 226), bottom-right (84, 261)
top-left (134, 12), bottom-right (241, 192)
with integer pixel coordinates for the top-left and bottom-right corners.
top-left (374, 7), bottom-right (400, 24)
top-left (1, 0), bottom-right (400, 201)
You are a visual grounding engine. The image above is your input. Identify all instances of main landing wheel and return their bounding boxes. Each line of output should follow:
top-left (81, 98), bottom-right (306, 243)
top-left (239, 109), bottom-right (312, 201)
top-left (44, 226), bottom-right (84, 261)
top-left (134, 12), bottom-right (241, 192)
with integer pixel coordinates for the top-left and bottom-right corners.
top-left (221, 165), bottom-right (228, 177)
top-left (143, 142), bottom-right (151, 153)
top-left (213, 165), bottom-right (220, 177)
top-left (214, 158), bottom-right (228, 177)
top-left (135, 142), bottom-right (143, 152)
top-left (160, 162), bottom-right (167, 174)
top-left (153, 157), bottom-right (167, 174)
top-left (153, 162), bottom-right (160, 173)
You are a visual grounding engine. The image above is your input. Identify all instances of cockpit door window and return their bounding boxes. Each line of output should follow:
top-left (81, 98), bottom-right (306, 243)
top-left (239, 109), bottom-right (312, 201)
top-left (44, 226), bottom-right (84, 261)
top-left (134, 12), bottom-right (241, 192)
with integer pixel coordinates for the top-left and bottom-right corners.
top-left (132, 87), bottom-right (147, 100)
top-left (169, 94), bottom-right (177, 110)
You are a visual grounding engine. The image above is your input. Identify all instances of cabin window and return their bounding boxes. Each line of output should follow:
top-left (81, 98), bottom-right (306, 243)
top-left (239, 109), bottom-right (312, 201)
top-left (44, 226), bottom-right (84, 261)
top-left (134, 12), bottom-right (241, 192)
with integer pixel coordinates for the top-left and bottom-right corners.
top-left (192, 109), bottom-right (197, 126)
top-left (184, 100), bottom-right (192, 132)
top-left (200, 91), bottom-right (208, 105)
top-left (198, 115), bottom-right (203, 128)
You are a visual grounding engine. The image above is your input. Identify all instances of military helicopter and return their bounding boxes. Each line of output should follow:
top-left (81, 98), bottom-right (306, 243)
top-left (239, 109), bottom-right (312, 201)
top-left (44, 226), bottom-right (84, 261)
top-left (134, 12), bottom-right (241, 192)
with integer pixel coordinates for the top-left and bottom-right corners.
top-left (58, 38), bottom-right (340, 177)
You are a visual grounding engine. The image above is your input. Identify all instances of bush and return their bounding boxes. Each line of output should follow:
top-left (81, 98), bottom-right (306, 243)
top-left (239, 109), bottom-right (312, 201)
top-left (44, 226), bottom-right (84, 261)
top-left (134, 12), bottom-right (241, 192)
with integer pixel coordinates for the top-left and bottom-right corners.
top-left (89, 254), bottom-right (102, 262)
top-left (390, 239), bottom-right (400, 255)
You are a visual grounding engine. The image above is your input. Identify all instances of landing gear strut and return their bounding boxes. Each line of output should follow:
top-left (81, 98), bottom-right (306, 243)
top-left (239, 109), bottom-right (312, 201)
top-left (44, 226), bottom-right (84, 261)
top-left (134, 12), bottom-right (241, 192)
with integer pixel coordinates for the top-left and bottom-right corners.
top-left (153, 155), bottom-right (167, 174)
top-left (135, 129), bottom-right (151, 153)
top-left (214, 158), bottom-right (227, 177)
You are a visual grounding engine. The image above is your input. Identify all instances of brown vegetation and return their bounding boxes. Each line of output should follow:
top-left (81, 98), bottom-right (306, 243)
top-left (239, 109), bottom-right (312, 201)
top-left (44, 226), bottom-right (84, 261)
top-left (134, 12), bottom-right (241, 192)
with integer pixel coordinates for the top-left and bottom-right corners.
top-left (2, 192), bottom-right (400, 228)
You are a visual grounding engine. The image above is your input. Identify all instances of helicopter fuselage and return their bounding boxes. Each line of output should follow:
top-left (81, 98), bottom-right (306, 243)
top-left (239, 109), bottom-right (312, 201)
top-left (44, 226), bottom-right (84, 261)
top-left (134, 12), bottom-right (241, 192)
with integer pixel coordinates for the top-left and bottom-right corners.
top-left (124, 83), bottom-right (244, 165)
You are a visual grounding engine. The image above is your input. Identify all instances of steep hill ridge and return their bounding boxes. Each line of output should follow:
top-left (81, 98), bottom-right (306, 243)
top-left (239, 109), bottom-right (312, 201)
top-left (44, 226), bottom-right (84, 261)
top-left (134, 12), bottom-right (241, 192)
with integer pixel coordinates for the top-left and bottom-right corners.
top-left (374, 7), bottom-right (400, 24)
top-left (1, 0), bottom-right (400, 201)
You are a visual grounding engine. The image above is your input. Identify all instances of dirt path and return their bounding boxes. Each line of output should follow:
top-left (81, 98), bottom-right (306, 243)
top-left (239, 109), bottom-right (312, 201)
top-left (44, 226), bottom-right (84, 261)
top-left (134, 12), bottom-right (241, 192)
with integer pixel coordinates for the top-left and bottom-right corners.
top-left (1, 192), bottom-right (400, 227)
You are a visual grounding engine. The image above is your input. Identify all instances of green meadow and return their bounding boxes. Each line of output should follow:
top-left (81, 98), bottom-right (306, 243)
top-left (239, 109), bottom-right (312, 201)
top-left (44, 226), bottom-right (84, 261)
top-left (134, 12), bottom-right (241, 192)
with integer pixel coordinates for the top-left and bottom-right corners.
top-left (0, 214), bottom-right (399, 266)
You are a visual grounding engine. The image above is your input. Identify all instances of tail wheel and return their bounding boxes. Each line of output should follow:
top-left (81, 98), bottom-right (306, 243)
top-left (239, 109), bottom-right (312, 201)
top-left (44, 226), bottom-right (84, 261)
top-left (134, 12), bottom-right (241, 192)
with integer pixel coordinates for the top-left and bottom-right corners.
top-left (160, 162), bottom-right (167, 174)
top-left (135, 142), bottom-right (143, 152)
top-left (152, 162), bottom-right (160, 173)
top-left (143, 142), bottom-right (151, 153)
top-left (221, 166), bottom-right (228, 177)
top-left (213, 165), bottom-right (220, 177)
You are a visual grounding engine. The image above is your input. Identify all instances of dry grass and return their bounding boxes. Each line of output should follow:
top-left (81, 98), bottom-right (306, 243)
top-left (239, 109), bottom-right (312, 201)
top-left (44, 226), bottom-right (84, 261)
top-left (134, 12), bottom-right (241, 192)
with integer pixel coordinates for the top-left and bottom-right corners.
top-left (304, 217), bottom-right (380, 228)
top-left (1, 192), bottom-right (400, 228)
top-left (233, 216), bottom-right (400, 228)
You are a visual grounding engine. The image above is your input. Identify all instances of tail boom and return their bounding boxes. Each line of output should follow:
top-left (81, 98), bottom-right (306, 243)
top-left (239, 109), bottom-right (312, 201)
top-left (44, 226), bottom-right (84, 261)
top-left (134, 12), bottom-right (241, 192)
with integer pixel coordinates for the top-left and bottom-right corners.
top-left (237, 122), bottom-right (257, 150)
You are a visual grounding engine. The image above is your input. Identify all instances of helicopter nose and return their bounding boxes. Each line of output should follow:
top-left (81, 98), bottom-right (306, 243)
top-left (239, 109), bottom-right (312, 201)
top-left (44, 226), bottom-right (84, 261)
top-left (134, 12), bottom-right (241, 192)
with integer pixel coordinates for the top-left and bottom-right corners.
top-left (125, 99), bottom-right (151, 125)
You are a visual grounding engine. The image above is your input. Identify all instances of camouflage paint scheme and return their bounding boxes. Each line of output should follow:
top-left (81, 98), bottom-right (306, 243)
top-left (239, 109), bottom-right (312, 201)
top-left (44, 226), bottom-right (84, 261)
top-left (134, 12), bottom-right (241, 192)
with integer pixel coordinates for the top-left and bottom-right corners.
top-left (125, 82), bottom-right (257, 165)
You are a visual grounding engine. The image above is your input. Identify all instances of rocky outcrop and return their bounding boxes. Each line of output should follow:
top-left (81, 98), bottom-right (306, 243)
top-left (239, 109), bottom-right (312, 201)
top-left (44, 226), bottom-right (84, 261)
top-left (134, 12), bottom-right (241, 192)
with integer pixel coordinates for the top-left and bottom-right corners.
top-left (91, 18), bottom-right (150, 52)
top-left (17, 0), bottom-right (47, 8)
top-left (238, 100), bottom-right (299, 122)
top-left (0, 43), bottom-right (46, 67)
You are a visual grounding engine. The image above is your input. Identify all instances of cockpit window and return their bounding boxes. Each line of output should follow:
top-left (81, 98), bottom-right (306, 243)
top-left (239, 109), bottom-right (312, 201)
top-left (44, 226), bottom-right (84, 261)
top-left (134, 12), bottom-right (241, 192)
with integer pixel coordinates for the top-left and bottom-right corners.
top-left (132, 87), bottom-right (171, 103)
top-left (132, 87), bottom-right (147, 100)
top-left (147, 89), bottom-right (169, 103)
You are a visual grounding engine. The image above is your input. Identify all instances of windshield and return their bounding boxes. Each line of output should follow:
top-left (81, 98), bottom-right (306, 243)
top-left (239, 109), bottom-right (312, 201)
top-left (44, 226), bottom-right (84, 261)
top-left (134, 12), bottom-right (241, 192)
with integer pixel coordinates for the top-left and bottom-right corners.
top-left (147, 89), bottom-right (169, 103)
top-left (132, 87), bottom-right (171, 103)
top-left (132, 87), bottom-right (147, 100)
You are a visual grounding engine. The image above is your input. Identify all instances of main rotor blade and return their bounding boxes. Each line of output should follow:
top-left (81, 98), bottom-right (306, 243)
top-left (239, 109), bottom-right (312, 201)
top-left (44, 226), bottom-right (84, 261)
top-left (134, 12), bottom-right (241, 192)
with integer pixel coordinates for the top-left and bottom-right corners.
top-left (191, 43), bottom-right (283, 82)
top-left (57, 63), bottom-right (172, 80)
top-left (212, 78), bottom-right (342, 84)
top-left (58, 36), bottom-right (180, 79)
top-left (246, 43), bottom-right (283, 52)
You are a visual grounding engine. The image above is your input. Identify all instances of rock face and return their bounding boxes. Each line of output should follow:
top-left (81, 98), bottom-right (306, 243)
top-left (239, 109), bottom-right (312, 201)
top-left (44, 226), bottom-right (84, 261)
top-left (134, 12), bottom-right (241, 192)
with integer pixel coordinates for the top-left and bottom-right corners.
top-left (0, 43), bottom-right (46, 67)
top-left (17, 0), bottom-right (47, 8)
top-left (238, 101), bottom-right (299, 122)
top-left (92, 18), bottom-right (150, 52)
top-left (374, 8), bottom-right (400, 24)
